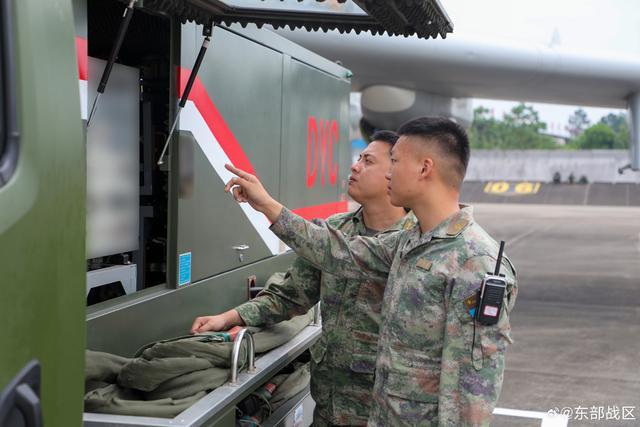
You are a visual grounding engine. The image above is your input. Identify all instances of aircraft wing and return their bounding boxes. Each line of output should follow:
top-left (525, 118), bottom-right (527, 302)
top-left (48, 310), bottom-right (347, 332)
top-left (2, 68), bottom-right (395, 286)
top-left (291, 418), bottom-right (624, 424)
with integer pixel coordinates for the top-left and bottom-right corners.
top-left (276, 29), bottom-right (640, 109)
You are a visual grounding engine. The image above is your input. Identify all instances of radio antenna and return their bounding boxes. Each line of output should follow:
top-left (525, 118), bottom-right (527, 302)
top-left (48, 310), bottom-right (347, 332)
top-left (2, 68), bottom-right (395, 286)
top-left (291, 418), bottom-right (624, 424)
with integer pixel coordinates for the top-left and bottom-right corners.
top-left (494, 241), bottom-right (505, 276)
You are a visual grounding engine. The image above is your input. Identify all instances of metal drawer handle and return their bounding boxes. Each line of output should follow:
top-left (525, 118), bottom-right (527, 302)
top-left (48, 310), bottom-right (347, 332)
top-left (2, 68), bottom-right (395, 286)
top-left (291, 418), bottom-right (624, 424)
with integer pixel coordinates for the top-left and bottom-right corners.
top-left (311, 302), bottom-right (321, 326)
top-left (232, 245), bottom-right (250, 262)
top-left (230, 328), bottom-right (256, 384)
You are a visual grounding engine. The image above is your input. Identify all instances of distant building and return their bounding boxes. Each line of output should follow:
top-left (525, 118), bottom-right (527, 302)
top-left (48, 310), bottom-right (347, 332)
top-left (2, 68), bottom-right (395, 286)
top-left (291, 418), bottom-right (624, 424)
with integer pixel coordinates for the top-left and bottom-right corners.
top-left (540, 130), bottom-right (571, 146)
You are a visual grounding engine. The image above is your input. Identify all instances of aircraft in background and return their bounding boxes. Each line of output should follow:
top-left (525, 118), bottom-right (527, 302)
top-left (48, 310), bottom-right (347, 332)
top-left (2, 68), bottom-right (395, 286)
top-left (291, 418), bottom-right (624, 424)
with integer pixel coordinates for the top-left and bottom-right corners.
top-left (276, 22), bottom-right (640, 170)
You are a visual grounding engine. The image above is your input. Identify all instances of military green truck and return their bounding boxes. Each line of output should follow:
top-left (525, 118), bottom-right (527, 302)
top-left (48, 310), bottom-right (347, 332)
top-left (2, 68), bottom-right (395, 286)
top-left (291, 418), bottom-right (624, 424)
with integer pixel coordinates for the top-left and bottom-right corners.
top-left (0, 1), bottom-right (451, 426)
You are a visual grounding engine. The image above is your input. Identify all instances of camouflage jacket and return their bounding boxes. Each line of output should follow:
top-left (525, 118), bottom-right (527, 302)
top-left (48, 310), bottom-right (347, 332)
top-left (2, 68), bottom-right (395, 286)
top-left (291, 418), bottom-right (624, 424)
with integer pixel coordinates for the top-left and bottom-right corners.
top-left (236, 208), bottom-right (416, 425)
top-left (270, 206), bottom-right (517, 427)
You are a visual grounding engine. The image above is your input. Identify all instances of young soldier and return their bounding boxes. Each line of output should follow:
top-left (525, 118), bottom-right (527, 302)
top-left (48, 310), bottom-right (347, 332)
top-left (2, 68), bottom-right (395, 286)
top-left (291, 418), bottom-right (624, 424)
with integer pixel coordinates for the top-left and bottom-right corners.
top-left (221, 117), bottom-right (517, 426)
top-left (191, 131), bottom-right (415, 426)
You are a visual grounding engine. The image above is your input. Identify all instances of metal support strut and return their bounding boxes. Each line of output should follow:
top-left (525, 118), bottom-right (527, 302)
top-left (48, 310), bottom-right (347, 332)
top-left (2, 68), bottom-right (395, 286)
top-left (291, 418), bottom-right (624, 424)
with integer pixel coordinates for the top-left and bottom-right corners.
top-left (157, 23), bottom-right (213, 165)
top-left (86, 0), bottom-right (137, 127)
top-left (628, 92), bottom-right (640, 171)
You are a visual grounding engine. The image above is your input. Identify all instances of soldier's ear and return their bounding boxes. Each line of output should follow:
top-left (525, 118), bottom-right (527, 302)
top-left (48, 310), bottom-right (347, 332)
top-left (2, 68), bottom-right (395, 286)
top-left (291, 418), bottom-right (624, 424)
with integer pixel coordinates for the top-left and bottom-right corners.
top-left (420, 158), bottom-right (434, 178)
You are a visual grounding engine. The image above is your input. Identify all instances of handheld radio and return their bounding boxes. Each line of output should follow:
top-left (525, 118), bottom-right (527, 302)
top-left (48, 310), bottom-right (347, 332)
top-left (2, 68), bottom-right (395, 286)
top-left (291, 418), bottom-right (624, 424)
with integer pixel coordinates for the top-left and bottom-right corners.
top-left (475, 241), bottom-right (507, 325)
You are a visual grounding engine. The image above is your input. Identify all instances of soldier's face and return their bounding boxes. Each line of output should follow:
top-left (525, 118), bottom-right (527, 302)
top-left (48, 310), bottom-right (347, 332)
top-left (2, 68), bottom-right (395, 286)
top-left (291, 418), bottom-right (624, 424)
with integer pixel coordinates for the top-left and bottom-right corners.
top-left (348, 140), bottom-right (393, 203)
top-left (386, 137), bottom-right (425, 208)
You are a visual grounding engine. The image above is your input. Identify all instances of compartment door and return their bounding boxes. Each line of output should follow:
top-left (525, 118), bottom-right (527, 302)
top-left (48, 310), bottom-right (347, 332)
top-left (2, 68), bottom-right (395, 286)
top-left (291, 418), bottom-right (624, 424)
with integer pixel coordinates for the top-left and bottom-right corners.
top-left (280, 58), bottom-right (351, 215)
top-left (175, 25), bottom-right (284, 284)
top-left (0, 0), bottom-right (86, 425)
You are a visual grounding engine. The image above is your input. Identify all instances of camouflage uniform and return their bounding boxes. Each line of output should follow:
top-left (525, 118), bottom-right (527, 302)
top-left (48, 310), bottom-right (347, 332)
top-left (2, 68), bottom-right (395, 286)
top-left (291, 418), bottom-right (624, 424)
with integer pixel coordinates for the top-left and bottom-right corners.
top-left (269, 206), bottom-right (517, 426)
top-left (236, 208), bottom-right (416, 426)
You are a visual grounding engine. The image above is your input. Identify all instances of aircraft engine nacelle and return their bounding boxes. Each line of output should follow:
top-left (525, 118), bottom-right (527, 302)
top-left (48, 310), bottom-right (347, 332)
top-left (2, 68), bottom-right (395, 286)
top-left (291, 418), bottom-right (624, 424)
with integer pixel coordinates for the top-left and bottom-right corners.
top-left (359, 85), bottom-right (473, 138)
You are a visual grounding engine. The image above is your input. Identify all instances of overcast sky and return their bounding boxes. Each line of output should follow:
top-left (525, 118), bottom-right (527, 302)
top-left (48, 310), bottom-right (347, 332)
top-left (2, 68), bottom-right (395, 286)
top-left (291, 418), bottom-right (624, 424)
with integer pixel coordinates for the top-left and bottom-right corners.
top-left (443, 0), bottom-right (640, 131)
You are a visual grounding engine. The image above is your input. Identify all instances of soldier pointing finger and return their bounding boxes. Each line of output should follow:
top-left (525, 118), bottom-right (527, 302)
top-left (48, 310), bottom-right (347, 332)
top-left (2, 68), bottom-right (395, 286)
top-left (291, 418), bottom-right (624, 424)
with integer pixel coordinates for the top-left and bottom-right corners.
top-left (223, 117), bottom-right (517, 426)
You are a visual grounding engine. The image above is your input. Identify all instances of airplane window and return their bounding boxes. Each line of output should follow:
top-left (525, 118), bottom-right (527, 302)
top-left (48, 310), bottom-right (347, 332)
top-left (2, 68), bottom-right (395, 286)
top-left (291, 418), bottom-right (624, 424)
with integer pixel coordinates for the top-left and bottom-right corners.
top-left (0, 0), bottom-right (19, 188)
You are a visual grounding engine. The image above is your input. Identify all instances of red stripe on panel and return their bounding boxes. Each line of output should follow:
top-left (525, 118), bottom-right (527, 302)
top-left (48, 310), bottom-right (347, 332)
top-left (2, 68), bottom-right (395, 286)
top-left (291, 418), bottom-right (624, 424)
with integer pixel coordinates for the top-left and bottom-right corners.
top-left (178, 68), bottom-right (256, 176)
top-left (76, 37), bottom-right (88, 81)
top-left (178, 67), bottom-right (348, 220)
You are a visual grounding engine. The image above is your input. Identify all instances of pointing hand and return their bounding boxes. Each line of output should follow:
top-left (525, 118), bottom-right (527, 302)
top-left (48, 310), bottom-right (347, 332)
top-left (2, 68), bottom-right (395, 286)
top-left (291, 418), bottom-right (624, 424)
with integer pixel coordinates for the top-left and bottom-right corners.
top-left (224, 164), bottom-right (283, 222)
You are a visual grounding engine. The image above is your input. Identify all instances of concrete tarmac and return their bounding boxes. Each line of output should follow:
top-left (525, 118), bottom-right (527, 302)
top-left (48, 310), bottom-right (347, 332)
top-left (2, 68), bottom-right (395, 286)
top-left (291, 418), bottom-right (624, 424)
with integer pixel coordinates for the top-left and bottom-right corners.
top-left (472, 204), bottom-right (640, 426)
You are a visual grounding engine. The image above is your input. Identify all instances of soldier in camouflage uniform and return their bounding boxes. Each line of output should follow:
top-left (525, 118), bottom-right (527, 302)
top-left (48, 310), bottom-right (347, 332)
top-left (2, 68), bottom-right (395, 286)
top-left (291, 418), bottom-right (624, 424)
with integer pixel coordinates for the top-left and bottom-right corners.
top-left (221, 117), bottom-right (517, 426)
top-left (191, 131), bottom-right (416, 425)
top-left (269, 205), bottom-right (516, 426)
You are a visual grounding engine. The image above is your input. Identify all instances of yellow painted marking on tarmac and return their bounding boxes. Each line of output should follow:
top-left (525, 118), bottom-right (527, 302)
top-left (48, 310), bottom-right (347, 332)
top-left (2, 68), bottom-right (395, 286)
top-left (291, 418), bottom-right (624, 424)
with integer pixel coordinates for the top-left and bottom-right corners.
top-left (485, 181), bottom-right (510, 194)
top-left (534, 182), bottom-right (541, 193)
top-left (514, 182), bottom-right (531, 194)
top-left (514, 181), bottom-right (541, 194)
top-left (484, 181), bottom-right (541, 195)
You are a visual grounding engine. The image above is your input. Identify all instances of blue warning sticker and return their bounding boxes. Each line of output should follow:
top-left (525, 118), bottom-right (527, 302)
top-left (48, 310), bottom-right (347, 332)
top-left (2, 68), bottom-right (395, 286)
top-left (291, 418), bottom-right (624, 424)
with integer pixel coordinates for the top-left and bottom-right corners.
top-left (178, 252), bottom-right (192, 286)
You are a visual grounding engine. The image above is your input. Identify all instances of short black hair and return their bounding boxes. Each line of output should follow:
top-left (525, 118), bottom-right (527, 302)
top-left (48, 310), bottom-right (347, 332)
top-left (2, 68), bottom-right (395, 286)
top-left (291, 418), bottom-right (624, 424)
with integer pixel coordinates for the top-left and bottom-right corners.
top-left (369, 130), bottom-right (399, 146)
top-left (397, 117), bottom-right (470, 187)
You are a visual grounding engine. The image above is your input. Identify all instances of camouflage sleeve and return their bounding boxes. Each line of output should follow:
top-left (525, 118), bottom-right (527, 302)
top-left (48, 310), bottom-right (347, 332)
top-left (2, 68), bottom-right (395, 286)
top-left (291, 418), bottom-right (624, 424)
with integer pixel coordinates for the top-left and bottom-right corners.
top-left (438, 255), bottom-right (517, 427)
top-left (270, 208), bottom-right (398, 281)
top-left (235, 256), bottom-right (321, 327)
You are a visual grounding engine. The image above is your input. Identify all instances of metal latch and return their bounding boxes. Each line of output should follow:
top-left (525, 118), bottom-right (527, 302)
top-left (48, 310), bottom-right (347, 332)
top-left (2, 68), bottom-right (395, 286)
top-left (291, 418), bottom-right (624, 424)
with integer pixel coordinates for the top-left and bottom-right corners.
top-left (233, 245), bottom-right (250, 262)
top-left (0, 360), bottom-right (42, 427)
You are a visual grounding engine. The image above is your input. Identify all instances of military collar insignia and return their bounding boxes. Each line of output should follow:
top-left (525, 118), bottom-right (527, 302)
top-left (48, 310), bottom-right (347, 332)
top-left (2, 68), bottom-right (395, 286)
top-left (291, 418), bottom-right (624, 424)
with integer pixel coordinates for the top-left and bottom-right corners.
top-left (401, 211), bottom-right (418, 230)
top-left (433, 205), bottom-right (474, 239)
top-left (354, 208), bottom-right (414, 233)
top-left (446, 218), bottom-right (469, 236)
top-left (416, 257), bottom-right (433, 271)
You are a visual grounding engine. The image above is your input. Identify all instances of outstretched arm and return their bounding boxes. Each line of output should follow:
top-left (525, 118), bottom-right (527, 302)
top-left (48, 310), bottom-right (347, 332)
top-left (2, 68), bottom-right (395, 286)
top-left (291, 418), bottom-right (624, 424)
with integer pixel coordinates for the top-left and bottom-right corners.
top-left (223, 164), bottom-right (399, 281)
top-left (270, 207), bottom-right (397, 281)
top-left (190, 257), bottom-right (320, 333)
top-left (191, 309), bottom-right (244, 334)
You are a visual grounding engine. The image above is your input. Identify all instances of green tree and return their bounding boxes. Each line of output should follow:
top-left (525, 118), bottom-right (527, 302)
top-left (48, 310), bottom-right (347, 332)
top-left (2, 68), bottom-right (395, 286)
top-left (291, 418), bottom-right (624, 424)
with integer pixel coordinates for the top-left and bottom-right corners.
top-left (568, 113), bottom-right (629, 149)
top-left (468, 106), bottom-right (504, 149)
top-left (599, 113), bottom-right (629, 149)
top-left (572, 123), bottom-right (617, 149)
top-left (566, 108), bottom-right (590, 138)
top-left (469, 103), bottom-right (557, 149)
top-left (504, 103), bottom-right (545, 130)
